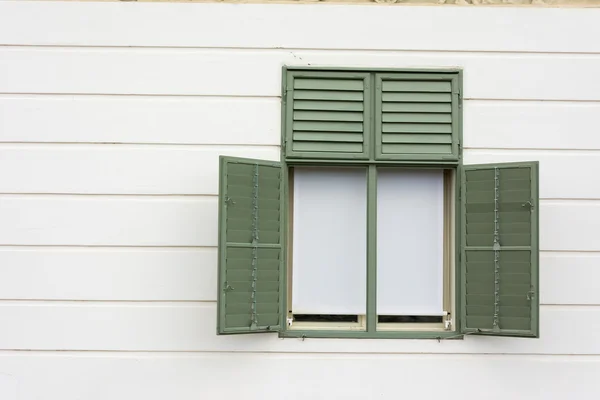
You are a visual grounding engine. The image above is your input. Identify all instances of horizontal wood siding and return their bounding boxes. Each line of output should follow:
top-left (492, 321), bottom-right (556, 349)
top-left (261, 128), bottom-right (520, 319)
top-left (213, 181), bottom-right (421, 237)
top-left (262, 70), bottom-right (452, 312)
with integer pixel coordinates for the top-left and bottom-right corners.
top-left (0, 353), bottom-right (597, 400)
top-left (1, 2), bottom-right (600, 400)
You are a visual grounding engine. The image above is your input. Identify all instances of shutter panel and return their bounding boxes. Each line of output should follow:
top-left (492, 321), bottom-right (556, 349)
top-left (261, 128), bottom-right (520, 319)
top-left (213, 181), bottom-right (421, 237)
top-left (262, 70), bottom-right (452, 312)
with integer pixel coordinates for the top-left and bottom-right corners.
top-left (375, 73), bottom-right (460, 162)
top-left (460, 162), bottom-right (539, 338)
top-left (284, 70), bottom-right (371, 159)
top-left (217, 156), bottom-right (283, 334)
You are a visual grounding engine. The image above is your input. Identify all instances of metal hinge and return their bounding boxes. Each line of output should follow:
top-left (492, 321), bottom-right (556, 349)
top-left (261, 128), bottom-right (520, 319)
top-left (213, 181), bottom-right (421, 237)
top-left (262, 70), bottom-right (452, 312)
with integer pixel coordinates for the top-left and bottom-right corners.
top-left (522, 200), bottom-right (535, 211)
top-left (287, 316), bottom-right (294, 327)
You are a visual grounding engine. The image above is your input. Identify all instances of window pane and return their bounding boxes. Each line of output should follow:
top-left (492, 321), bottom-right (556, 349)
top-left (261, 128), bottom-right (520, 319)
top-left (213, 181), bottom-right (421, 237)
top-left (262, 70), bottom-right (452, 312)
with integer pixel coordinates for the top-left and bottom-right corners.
top-left (292, 168), bottom-right (367, 315)
top-left (377, 169), bottom-right (444, 316)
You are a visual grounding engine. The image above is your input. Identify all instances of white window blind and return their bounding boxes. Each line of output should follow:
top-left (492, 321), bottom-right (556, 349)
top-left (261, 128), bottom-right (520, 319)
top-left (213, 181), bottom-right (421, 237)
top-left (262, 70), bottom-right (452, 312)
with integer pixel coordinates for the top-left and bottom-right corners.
top-left (292, 168), bottom-right (367, 315)
top-left (377, 169), bottom-right (444, 316)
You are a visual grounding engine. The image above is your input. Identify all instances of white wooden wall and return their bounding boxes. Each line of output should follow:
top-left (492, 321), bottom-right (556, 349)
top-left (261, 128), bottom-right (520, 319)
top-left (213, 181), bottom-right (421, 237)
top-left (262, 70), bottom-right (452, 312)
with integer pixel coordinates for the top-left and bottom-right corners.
top-left (1, 2), bottom-right (600, 399)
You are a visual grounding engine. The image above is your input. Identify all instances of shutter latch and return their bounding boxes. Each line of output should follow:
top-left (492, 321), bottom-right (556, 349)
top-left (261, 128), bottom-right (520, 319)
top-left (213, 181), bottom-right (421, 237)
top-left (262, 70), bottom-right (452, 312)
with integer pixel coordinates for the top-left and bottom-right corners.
top-left (444, 312), bottom-right (452, 331)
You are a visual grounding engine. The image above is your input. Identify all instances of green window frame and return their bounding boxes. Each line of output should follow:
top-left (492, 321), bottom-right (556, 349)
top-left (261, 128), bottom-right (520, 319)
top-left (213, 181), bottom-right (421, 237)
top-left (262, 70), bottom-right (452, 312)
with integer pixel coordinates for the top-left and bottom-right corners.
top-left (217, 67), bottom-right (539, 339)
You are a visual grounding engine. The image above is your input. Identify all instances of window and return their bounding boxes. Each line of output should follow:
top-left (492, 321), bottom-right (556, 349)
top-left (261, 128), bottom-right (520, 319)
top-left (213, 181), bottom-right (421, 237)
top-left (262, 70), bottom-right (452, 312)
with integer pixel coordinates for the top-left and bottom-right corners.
top-left (217, 67), bottom-right (539, 339)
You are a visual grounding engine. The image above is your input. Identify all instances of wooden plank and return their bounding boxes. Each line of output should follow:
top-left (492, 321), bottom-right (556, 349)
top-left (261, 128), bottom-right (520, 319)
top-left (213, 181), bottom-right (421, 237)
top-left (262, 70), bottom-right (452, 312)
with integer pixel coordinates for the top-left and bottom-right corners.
top-left (0, 144), bottom-right (279, 195)
top-left (382, 81), bottom-right (452, 93)
top-left (0, 95), bottom-right (281, 145)
top-left (3, 48), bottom-right (600, 100)
top-left (541, 201), bottom-right (600, 252)
top-left (0, 302), bottom-right (598, 354)
top-left (2, 151), bottom-right (597, 200)
top-left (0, 248), bottom-right (595, 305)
top-left (464, 150), bottom-right (600, 199)
top-left (2, 3), bottom-right (600, 54)
top-left (2, 98), bottom-right (596, 149)
top-left (0, 197), bottom-right (595, 250)
top-left (0, 247), bottom-right (217, 301)
top-left (540, 252), bottom-right (600, 305)
top-left (293, 111), bottom-right (363, 122)
top-left (293, 78), bottom-right (363, 91)
top-left (0, 195), bottom-right (219, 246)
top-left (464, 101), bottom-right (600, 150)
top-left (0, 353), bottom-right (600, 400)
top-left (382, 113), bottom-right (452, 123)
top-left (382, 123), bottom-right (452, 133)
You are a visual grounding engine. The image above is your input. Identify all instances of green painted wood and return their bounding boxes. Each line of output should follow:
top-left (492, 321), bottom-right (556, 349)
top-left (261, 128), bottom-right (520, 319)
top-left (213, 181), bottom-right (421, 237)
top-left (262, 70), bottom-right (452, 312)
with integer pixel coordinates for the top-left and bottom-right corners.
top-left (294, 78), bottom-right (364, 91)
top-left (381, 144), bottom-right (452, 154)
top-left (294, 111), bottom-right (364, 122)
top-left (460, 162), bottom-right (539, 338)
top-left (217, 156), bottom-right (283, 335)
top-left (382, 102), bottom-right (452, 113)
top-left (285, 70), bottom-right (372, 160)
top-left (382, 123), bottom-right (453, 134)
top-left (382, 92), bottom-right (452, 103)
top-left (294, 100), bottom-right (364, 111)
top-left (293, 121), bottom-right (364, 132)
top-left (374, 72), bottom-right (460, 162)
top-left (367, 165), bottom-right (377, 333)
top-left (292, 141), bottom-right (363, 153)
top-left (382, 81), bottom-right (452, 92)
top-left (293, 132), bottom-right (364, 143)
top-left (382, 134), bottom-right (452, 144)
top-left (382, 113), bottom-right (452, 123)
top-left (293, 90), bottom-right (364, 101)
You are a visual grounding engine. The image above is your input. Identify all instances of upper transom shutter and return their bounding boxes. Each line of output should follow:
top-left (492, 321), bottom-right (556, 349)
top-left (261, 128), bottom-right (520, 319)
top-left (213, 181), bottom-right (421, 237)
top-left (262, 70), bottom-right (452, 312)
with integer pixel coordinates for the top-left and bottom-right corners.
top-left (217, 156), bottom-right (283, 335)
top-left (461, 162), bottom-right (539, 338)
top-left (284, 71), bottom-right (371, 159)
top-left (375, 73), bottom-right (460, 162)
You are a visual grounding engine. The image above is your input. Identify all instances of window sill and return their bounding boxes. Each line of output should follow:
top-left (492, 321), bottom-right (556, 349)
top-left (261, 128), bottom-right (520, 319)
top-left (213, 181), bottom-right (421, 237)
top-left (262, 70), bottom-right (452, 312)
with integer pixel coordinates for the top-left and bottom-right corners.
top-left (279, 329), bottom-right (464, 340)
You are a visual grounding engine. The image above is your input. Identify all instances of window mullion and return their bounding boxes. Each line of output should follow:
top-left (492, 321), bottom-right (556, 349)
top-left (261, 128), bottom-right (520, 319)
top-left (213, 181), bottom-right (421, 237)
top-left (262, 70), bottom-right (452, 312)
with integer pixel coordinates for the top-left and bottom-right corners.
top-left (366, 164), bottom-right (377, 332)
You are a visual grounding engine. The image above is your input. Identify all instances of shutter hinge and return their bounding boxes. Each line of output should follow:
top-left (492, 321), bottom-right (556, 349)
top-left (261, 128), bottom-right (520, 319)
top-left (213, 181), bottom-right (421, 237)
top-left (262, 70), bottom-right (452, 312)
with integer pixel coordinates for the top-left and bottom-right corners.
top-left (457, 90), bottom-right (462, 109)
top-left (522, 200), bottom-right (534, 211)
top-left (287, 316), bottom-right (294, 327)
top-left (527, 287), bottom-right (536, 301)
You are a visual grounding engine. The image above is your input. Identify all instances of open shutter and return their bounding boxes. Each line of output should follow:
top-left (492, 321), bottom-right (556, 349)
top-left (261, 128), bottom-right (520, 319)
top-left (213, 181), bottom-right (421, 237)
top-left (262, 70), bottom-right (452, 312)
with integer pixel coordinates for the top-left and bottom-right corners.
top-left (375, 72), bottom-right (460, 162)
top-left (284, 70), bottom-right (371, 160)
top-left (461, 162), bottom-right (539, 338)
top-left (217, 156), bottom-right (283, 334)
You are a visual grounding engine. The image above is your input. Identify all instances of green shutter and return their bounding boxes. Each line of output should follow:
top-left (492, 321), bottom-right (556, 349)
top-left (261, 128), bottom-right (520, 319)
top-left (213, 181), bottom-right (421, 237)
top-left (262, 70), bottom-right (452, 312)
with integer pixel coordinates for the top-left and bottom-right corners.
top-left (375, 73), bottom-right (460, 162)
top-left (217, 156), bottom-right (283, 334)
top-left (284, 70), bottom-right (371, 159)
top-left (460, 162), bottom-right (539, 338)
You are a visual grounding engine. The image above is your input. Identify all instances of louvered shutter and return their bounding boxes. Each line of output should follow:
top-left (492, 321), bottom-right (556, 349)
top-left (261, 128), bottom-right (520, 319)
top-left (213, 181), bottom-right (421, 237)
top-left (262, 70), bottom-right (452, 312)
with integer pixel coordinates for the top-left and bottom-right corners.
top-left (217, 156), bottom-right (283, 334)
top-left (375, 73), bottom-right (460, 162)
top-left (461, 162), bottom-right (539, 338)
top-left (284, 70), bottom-right (371, 159)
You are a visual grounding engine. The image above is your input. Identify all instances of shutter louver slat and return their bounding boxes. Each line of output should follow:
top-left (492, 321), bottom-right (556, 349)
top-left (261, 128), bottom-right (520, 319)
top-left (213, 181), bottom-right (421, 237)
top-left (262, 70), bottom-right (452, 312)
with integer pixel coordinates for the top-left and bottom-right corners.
top-left (376, 74), bottom-right (459, 161)
top-left (286, 72), bottom-right (370, 159)
top-left (461, 162), bottom-right (539, 338)
top-left (217, 157), bottom-right (283, 335)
